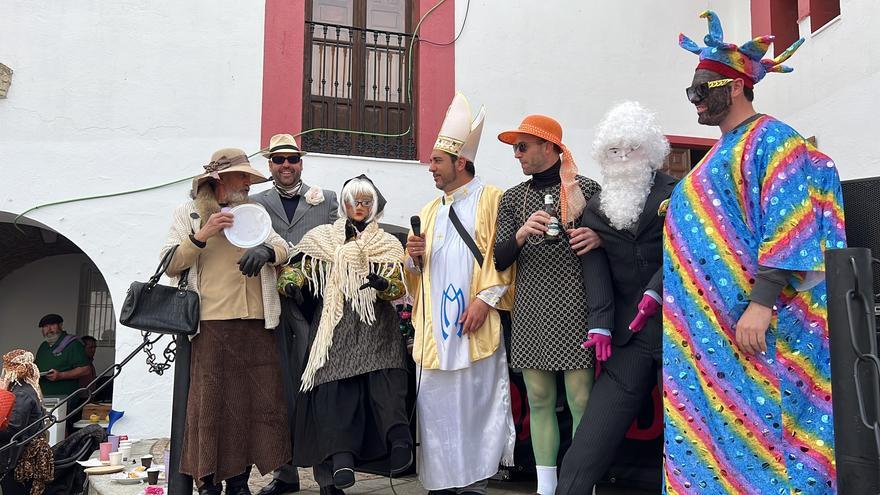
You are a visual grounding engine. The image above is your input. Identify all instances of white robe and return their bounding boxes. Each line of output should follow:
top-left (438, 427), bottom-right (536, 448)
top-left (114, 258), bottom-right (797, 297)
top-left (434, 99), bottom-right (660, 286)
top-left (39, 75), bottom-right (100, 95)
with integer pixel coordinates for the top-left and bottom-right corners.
top-left (416, 177), bottom-right (515, 490)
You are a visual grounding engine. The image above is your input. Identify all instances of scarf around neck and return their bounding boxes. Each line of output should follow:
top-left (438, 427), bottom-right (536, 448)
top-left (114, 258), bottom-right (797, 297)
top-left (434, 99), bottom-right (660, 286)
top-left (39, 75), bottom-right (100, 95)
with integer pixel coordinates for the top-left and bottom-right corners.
top-left (296, 218), bottom-right (404, 390)
top-left (274, 180), bottom-right (303, 199)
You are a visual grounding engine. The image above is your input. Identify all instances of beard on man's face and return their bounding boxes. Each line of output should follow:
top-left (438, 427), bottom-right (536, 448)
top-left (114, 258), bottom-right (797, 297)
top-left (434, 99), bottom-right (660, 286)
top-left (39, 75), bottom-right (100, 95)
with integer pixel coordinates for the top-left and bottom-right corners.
top-left (225, 188), bottom-right (250, 206)
top-left (697, 86), bottom-right (732, 126)
top-left (598, 158), bottom-right (656, 231)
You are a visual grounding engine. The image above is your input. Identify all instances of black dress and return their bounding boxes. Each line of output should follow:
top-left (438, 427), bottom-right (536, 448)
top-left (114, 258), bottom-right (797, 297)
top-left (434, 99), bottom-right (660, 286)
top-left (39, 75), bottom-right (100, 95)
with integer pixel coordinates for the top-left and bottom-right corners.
top-left (495, 172), bottom-right (601, 370)
top-left (291, 296), bottom-right (409, 467)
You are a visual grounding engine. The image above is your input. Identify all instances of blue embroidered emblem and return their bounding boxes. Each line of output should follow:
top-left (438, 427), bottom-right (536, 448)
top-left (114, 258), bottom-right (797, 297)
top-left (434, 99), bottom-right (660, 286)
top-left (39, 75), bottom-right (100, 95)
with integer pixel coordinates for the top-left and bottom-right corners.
top-left (440, 284), bottom-right (465, 340)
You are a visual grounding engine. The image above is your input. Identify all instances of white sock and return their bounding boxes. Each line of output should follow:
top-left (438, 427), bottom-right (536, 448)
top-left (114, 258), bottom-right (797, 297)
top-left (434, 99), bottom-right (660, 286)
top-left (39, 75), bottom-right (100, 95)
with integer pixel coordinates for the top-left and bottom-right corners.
top-left (535, 465), bottom-right (557, 495)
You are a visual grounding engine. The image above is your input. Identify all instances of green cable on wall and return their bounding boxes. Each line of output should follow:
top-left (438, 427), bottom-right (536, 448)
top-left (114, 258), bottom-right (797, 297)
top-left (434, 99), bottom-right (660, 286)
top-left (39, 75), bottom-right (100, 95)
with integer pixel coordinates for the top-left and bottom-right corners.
top-left (13, 0), bottom-right (470, 232)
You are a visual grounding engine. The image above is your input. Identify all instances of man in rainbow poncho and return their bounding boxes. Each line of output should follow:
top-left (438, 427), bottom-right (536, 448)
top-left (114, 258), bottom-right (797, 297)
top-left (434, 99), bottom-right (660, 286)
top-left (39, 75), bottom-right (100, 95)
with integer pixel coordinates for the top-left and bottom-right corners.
top-left (662, 11), bottom-right (846, 495)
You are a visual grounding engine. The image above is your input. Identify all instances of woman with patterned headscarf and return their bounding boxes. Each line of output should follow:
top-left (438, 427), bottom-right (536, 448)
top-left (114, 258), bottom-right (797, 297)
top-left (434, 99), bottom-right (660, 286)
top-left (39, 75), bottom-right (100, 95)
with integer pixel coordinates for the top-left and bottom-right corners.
top-left (1, 349), bottom-right (53, 495)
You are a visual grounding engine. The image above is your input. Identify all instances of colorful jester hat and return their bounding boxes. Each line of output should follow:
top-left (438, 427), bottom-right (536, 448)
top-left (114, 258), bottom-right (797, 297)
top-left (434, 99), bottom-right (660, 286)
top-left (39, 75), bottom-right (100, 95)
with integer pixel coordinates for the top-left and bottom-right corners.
top-left (679, 10), bottom-right (804, 88)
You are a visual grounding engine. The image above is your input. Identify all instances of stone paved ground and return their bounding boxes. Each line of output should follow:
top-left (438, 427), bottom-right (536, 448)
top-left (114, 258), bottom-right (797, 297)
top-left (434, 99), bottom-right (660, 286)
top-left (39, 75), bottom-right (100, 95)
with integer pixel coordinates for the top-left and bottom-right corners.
top-left (246, 468), bottom-right (655, 495)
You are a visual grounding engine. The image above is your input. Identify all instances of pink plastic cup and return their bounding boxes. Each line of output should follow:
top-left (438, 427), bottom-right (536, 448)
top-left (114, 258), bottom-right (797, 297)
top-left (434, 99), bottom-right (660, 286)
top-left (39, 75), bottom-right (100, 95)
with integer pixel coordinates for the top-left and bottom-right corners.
top-left (99, 442), bottom-right (112, 461)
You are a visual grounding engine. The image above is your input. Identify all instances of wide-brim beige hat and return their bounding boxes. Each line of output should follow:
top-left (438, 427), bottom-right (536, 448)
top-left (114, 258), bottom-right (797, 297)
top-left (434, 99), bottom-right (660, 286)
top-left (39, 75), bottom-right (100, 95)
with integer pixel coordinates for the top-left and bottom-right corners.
top-left (191, 148), bottom-right (268, 195)
top-left (262, 133), bottom-right (308, 158)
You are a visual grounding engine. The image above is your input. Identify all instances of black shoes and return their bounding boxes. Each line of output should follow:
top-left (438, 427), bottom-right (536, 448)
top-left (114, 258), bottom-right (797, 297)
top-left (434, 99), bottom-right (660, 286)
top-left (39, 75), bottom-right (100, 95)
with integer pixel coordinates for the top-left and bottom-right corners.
top-left (256, 479), bottom-right (301, 495)
top-left (198, 480), bottom-right (222, 495)
top-left (388, 442), bottom-right (413, 474)
top-left (332, 467), bottom-right (356, 489)
top-left (224, 467), bottom-right (253, 495)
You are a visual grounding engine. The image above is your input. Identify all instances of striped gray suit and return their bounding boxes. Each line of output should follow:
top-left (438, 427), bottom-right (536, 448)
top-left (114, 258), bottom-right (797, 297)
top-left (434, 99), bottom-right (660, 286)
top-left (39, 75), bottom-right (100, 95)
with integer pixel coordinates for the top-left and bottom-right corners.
top-left (557, 173), bottom-right (676, 494)
top-left (251, 182), bottom-right (338, 488)
top-left (251, 182), bottom-right (339, 249)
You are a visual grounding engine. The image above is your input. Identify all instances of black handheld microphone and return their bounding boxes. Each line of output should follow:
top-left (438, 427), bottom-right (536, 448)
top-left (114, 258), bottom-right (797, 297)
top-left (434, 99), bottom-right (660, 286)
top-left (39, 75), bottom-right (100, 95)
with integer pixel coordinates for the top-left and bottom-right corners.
top-left (410, 215), bottom-right (423, 269)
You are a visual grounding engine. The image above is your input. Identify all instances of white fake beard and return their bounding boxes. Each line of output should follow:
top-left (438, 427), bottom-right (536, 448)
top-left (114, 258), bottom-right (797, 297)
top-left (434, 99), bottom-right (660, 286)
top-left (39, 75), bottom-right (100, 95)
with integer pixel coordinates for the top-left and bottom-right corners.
top-left (598, 159), bottom-right (655, 231)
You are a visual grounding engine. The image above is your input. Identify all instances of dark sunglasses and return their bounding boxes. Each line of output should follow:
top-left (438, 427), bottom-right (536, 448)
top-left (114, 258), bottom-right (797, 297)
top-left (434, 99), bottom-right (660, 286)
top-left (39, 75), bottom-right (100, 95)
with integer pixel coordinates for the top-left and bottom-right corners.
top-left (271, 155), bottom-right (302, 165)
top-left (685, 78), bottom-right (734, 101)
top-left (513, 141), bottom-right (543, 153)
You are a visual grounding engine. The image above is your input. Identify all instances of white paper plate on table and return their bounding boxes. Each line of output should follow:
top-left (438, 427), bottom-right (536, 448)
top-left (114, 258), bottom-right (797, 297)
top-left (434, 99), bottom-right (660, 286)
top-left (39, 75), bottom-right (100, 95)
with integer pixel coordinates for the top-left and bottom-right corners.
top-left (111, 471), bottom-right (147, 484)
top-left (223, 204), bottom-right (272, 248)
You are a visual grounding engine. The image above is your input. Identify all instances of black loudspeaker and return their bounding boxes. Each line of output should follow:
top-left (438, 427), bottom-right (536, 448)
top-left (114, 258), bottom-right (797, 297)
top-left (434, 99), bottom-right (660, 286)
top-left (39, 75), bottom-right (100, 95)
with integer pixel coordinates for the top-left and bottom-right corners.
top-left (842, 178), bottom-right (880, 298)
top-left (826, 248), bottom-right (880, 494)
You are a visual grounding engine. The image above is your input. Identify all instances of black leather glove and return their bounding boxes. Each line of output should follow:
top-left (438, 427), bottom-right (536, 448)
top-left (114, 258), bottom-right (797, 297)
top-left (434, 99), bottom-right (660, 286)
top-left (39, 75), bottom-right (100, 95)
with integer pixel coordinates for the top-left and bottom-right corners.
top-left (359, 272), bottom-right (390, 291)
top-left (238, 244), bottom-right (275, 277)
top-left (283, 282), bottom-right (305, 305)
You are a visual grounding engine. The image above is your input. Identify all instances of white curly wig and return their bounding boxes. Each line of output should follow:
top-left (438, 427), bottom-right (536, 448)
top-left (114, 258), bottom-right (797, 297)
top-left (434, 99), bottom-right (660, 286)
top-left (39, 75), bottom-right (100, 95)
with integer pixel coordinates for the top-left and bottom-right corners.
top-left (591, 101), bottom-right (670, 169)
top-left (592, 101), bottom-right (670, 230)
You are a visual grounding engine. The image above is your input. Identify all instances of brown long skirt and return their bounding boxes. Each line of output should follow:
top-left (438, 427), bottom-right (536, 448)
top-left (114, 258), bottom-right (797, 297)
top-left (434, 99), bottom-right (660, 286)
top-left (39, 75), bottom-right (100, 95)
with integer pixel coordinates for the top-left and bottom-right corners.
top-left (180, 319), bottom-right (291, 486)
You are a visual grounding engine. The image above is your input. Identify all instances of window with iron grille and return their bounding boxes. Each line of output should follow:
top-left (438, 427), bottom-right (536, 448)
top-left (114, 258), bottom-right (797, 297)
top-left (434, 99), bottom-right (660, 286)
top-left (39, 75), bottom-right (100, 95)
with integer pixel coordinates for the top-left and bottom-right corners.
top-left (76, 263), bottom-right (115, 346)
top-left (303, 0), bottom-right (416, 160)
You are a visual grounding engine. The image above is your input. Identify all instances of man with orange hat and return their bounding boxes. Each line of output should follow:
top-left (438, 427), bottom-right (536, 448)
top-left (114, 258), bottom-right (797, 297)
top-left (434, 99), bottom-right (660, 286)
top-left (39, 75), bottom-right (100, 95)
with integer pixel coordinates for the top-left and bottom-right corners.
top-left (161, 148), bottom-right (291, 495)
top-left (663, 11), bottom-right (845, 494)
top-left (405, 93), bottom-right (515, 495)
top-left (495, 115), bottom-right (601, 495)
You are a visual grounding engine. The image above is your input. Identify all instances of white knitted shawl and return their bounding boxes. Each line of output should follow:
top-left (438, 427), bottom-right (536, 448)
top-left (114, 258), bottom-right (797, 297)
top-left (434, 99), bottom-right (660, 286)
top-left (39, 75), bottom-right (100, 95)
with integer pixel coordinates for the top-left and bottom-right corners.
top-left (297, 218), bottom-right (404, 391)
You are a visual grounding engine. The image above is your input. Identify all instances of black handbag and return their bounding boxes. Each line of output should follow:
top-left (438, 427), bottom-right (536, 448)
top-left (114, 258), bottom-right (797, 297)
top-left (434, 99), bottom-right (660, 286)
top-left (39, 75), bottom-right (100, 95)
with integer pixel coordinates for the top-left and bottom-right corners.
top-left (119, 245), bottom-right (200, 335)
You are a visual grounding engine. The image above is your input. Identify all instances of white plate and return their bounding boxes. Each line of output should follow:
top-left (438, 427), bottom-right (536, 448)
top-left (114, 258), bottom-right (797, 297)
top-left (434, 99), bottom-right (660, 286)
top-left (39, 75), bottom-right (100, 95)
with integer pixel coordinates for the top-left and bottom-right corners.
top-left (111, 472), bottom-right (147, 484)
top-left (223, 204), bottom-right (272, 248)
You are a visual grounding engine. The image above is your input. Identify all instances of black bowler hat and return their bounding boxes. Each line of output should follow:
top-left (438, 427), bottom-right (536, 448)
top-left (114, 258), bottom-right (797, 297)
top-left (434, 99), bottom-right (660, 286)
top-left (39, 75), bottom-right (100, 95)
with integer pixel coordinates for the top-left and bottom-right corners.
top-left (38, 314), bottom-right (63, 327)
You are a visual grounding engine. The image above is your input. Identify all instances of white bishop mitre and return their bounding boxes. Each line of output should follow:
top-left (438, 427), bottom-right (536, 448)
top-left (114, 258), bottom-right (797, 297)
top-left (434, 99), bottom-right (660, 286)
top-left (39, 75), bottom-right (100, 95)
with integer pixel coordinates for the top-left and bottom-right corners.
top-left (433, 92), bottom-right (486, 163)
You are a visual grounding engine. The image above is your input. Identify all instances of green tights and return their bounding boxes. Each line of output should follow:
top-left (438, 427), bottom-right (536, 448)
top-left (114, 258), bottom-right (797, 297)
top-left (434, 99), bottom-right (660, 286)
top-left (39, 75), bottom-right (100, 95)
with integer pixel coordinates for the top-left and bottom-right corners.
top-left (522, 368), bottom-right (594, 466)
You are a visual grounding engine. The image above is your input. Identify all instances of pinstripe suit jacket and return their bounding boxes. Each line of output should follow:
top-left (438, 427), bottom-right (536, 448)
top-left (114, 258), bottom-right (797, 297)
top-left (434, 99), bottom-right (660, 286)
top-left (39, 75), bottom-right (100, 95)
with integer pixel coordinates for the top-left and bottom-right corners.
top-left (579, 172), bottom-right (677, 346)
top-left (251, 182), bottom-right (339, 246)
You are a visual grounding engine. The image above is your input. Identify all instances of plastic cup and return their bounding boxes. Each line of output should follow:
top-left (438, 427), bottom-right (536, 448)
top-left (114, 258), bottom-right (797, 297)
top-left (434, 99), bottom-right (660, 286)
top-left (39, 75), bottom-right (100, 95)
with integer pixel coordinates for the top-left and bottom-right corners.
top-left (108, 452), bottom-right (122, 466)
top-left (99, 442), bottom-right (112, 461)
top-left (119, 446), bottom-right (132, 463)
top-left (147, 468), bottom-right (160, 485)
top-left (141, 455), bottom-right (153, 469)
top-left (108, 435), bottom-right (120, 452)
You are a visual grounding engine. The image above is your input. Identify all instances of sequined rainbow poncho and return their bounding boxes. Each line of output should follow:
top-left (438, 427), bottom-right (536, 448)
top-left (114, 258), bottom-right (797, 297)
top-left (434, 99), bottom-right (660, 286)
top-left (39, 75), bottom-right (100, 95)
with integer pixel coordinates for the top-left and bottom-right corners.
top-left (662, 115), bottom-right (845, 494)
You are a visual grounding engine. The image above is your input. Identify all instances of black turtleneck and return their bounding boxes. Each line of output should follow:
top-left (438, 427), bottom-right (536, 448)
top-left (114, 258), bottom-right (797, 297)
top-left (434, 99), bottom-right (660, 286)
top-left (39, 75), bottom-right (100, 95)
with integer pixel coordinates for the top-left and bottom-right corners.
top-left (494, 160), bottom-right (563, 271)
top-left (531, 160), bottom-right (562, 189)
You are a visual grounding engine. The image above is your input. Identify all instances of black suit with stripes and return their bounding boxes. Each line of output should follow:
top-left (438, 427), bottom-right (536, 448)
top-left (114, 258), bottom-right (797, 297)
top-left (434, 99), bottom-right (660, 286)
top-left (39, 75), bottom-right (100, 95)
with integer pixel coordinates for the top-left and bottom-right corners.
top-left (557, 172), bottom-right (676, 494)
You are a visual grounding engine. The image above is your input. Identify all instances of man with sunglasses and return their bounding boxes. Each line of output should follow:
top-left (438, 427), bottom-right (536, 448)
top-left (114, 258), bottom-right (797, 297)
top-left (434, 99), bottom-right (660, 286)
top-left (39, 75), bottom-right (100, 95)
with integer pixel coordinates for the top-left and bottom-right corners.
top-left (662, 11), bottom-right (845, 495)
top-left (252, 133), bottom-right (340, 495)
top-left (494, 115), bottom-right (601, 495)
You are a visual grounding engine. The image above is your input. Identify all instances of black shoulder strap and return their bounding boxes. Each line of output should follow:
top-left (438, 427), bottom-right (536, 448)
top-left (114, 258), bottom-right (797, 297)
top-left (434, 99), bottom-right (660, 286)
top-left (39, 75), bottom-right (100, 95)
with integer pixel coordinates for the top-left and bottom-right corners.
top-left (448, 205), bottom-right (484, 267)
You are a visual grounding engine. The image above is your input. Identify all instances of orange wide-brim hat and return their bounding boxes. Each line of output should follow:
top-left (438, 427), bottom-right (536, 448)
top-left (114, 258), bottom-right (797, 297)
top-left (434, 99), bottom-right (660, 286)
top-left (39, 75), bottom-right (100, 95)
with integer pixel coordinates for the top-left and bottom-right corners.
top-left (497, 114), bottom-right (587, 225)
top-left (497, 114), bottom-right (565, 149)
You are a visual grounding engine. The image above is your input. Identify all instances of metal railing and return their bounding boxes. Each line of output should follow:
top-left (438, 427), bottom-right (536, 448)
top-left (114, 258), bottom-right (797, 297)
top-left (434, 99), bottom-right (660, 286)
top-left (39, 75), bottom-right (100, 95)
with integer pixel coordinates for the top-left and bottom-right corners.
top-left (303, 21), bottom-right (416, 160)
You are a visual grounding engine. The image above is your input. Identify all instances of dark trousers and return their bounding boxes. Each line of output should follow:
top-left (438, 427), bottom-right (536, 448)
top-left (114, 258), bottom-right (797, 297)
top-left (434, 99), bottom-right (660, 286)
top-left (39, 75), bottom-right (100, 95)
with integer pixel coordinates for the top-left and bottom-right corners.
top-left (556, 325), bottom-right (661, 494)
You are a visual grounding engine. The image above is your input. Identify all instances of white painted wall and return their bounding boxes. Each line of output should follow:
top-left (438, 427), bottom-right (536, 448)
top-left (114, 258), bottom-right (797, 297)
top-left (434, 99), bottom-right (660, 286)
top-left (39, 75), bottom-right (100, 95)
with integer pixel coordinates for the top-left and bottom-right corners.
top-left (737, 0), bottom-right (878, 180)
top-left (0, 0), bottom-right (269, 438)
top-left (452, 0), bottom-right (715, 189)
top-left (451, 0), bottom-right (877, 184)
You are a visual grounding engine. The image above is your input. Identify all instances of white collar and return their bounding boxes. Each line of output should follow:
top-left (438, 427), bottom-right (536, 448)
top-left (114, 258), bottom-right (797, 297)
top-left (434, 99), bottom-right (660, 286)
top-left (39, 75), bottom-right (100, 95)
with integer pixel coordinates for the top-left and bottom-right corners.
top-left (441, 176), bottom-right (482, 205)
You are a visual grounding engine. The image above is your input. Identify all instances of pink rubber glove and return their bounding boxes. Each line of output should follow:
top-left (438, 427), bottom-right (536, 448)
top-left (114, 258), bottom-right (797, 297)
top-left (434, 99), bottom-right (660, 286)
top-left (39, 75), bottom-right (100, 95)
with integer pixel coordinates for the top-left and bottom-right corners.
top-left (582, 333), bottom-right (612, 362)
top-left (628, 292), bottom-right (661, 332)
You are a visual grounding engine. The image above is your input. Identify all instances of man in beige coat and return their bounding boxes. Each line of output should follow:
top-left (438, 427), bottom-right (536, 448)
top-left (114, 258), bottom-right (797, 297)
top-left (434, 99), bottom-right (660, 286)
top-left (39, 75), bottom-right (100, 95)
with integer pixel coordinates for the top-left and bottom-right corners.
top-left (162, 148), bottom-right (291, 495)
